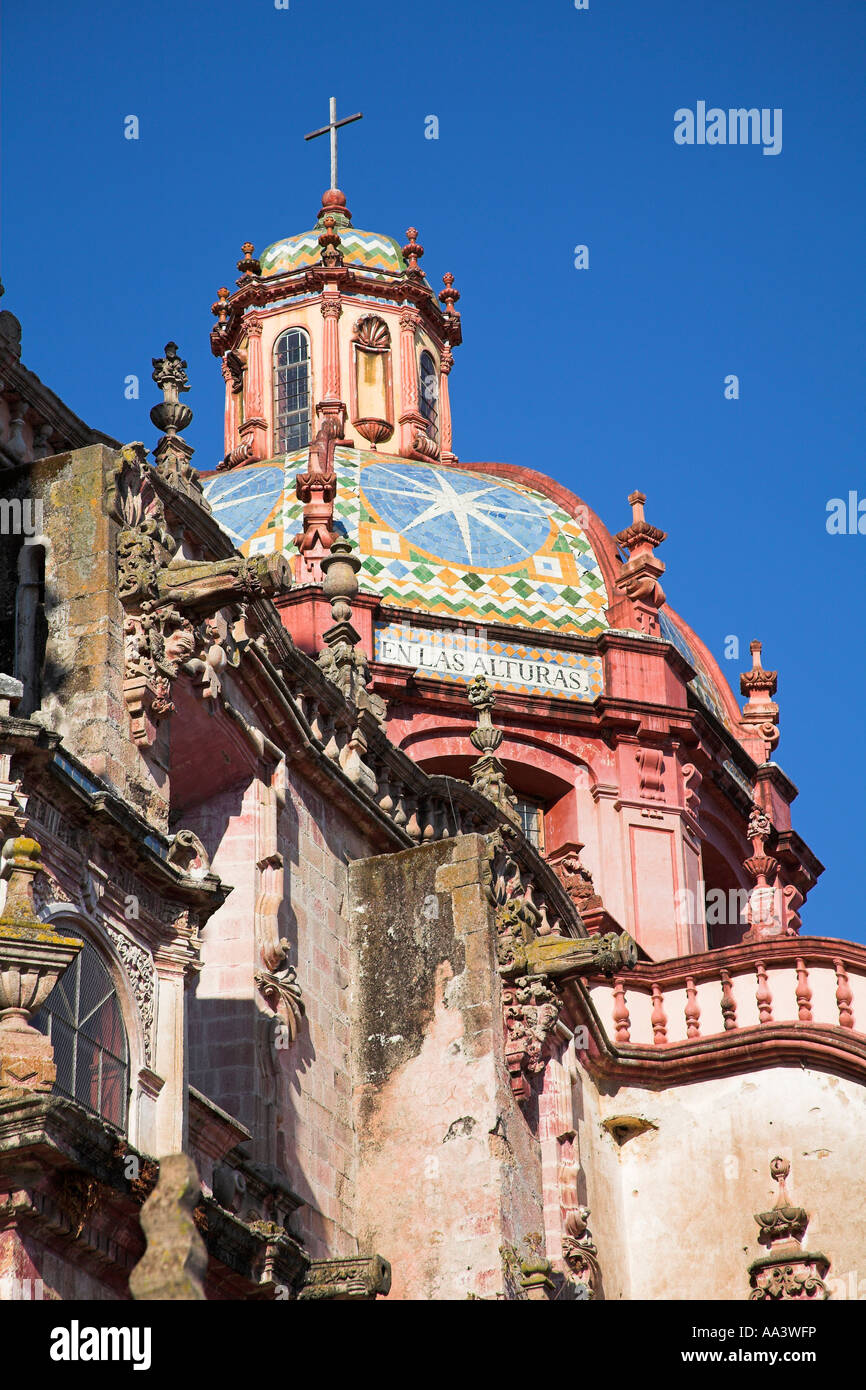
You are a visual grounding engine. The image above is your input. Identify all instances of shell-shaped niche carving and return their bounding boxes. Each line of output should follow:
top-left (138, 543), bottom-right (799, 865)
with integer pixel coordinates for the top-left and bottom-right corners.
top-left (354, 315), bottom-right (391, 351)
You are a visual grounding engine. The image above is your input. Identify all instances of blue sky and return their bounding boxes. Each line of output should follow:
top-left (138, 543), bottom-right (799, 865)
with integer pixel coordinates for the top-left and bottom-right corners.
top-left (3, 0), bottom-right (864, 938)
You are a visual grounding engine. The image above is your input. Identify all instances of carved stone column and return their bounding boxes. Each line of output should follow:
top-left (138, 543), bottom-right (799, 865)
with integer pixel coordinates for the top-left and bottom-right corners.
top-left (238, 318), bottom-right (268, 461)
top-left (439, 343), bottom-right (456, 464)
top-left (398, 308), bottom-right (427, 456)
top-left (320, 296), bottom-right (341, 400)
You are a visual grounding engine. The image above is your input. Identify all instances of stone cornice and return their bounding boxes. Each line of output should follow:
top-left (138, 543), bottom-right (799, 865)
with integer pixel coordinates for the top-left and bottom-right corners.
top-left (210, 264), bottom-right (461, 359)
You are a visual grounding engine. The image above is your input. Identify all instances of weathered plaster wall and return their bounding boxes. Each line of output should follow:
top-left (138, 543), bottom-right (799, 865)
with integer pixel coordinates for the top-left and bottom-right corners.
top-left (580, 1063), bottom-right (866, 1300)
top-left (350, 833), bottom-right (542, 1300)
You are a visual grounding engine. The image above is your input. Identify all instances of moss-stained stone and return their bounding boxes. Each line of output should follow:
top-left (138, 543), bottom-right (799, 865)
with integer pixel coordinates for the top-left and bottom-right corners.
top-left (349, 834), bottom-right (543, 1300)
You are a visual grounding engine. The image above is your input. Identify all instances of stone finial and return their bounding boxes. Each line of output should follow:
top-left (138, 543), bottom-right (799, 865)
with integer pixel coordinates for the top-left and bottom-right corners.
top-left (151, 342), bottom-right (201, 492)
top-left (739, 639), bottom-right (780, 760)
top-left (150, 343), bottom-right (192, 435)
top-left (236, 241), bottom-right (261, 280)
top-left (318, 537), bottom-right (386, 734)
top-left (0, 836), bottom-right (83, 1093)
top-left (611, 490), bottom-right (667, 635)
top-left (467, 677), bottom-right (518, 822)
top-left (748, 1157), bottom-right (829, 1300)
top-left (402, 227), bottom-right (424, 276)
top-left (129, 1153), bottom-right (208, 1301)
top-left (211, 286), bottom-right (230, 328)
top-left (318, 214), bottom-right (343, 268)
top-left (742, 801), bottom-right (781, 942)
top-left (439, 272), bottom-right (460, 319)
top-left (468, 674), bottom-right (503, 755)
top-left (321, 535), bottom-right (361, 627)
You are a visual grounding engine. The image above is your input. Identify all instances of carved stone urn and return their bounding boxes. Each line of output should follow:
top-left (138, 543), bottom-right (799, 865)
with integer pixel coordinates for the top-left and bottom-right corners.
top-left (0, 836), bottom-right (82, 1093)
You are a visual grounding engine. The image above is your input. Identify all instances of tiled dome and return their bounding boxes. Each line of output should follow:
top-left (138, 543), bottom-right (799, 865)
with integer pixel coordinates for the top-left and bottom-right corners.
top-left (259, 226), bottom-right (407, 278)
top-left (201, 449), bottom-right (610, 638)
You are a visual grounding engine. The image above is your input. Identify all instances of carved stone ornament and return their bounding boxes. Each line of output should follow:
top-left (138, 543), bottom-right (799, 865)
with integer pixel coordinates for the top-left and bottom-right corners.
top-left (550, 846), bottom-right (603, 916)
top-left (468, 677), bottom-right (518, 823)
top-left (113, 444), bottom-right (290, 746)
top-left (298, 1255), bottom-right (392, 1301)
top-left (562, 1205), bottom-right (601, 1299)
top-left (747, 1157), bottom-right (830, 1301)
top-left (106, 926), bottom-right (156, 1067)
top-left (353, 314), bottom-right (390, 351)
top-left (254, 939), bottom-right (305, 1045)
top-left (483, 830), bottom-right (637, 1102)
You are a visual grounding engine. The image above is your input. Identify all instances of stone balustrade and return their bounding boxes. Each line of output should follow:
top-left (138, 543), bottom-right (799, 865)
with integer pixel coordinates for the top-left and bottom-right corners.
top-left (246, 623), bottom-right (578, 942)
top-left (590, 938), bottom-right (866, 1048)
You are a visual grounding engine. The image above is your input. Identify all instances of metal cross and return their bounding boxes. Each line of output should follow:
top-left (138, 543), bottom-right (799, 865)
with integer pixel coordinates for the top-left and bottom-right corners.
top-left (304, 97), bottom-right (363, 191)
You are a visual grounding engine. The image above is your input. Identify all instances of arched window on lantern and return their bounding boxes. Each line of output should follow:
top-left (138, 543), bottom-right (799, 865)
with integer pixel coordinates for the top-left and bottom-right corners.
top-left (273, 328), bottom-right (312, 454)
top-left (418, 350), bottom-right (439, 443)
top-left (32, 937), bottom-right (130, 1132)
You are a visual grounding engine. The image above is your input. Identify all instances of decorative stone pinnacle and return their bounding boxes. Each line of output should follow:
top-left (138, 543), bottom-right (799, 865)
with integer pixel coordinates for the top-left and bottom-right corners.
top-left (402, 227), bottom-right (424, 275)
top-left (211, 286), bottom-right (230, 327)
top-left (318, 536), bottom-right (386, 736)
top-left (739, 639), bottom-right (780, 760)
top-left (610, 490), bottom-right (667, 633)
top-left (321, 535), bottom-right (361, 627)
top-left (468, 675), bottom-right (503, 755)
top-left (740, 639), bottom-right (778, 699)
top-left (614, 490), bottom-right (667, 556)
top-left (748, 1157), bottom-right (830, 1299)
top-left (439, 272), bottom-right (461, 317)
top-left (467, 677), bottom-right (517, 821)
top-left (150, 343), bottom-right (200, 489)
top-left (236, 241), bottom-right (261, 279)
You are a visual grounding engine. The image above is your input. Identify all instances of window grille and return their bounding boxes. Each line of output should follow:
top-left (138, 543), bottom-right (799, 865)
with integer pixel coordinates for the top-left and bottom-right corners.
top-left (418, 350), bottom-right (439, 442)
top-left (33, 940), bottom-right (129, 1131)
top-left (273, 328), bottom-right (312, 453)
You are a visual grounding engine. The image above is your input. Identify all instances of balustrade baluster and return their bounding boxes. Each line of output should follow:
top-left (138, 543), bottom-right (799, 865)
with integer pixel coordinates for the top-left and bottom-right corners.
top-left (795, 958), bottom-right (813, 1023)
top-left (651, 983), bottom-right (667, 1045)
top-left (612, 977), bottom-right (631, 1044)
top-left (684, 976), bottom-right (701, 1038)
top-left (720, 969), bottom-right (737, 1031)
top-left (834, 959), bottom-right (855, 1030)
top-left (755, 960), bottom-right (773, 1025)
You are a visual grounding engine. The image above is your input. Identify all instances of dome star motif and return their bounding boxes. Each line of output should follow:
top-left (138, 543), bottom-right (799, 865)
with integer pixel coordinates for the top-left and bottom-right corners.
top-left (361, 463), bottom-right (550, 568)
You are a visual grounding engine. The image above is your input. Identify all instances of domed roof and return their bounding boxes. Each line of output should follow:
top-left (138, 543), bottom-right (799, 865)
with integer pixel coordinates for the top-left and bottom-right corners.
top-left (198, 449), bottom-right (739, 729)
top-left (260, 226), bottom-right (407, 278)
top-left (201, 449), bottom-right (609, 637)
top-left (258, 189), bottom-right (409, 279)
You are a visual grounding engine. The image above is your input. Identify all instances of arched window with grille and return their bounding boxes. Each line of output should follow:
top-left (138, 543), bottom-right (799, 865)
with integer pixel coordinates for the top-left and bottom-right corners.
top-left (273, 328), bottom-right (312, 454)
top-left (33, 937), bottom-right (130, 1131)
top-left (418, 350), bottom-right (439, 443)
